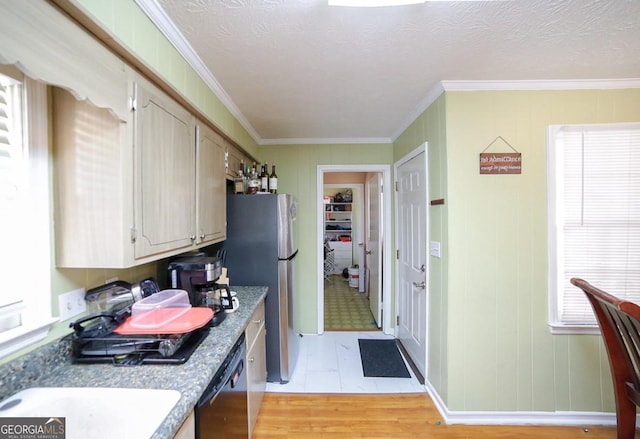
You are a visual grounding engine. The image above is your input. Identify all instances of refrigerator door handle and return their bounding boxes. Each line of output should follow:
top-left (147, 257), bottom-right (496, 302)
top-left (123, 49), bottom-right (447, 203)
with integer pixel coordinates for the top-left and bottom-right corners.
top-left (279, 249), bottom-right (299, 262)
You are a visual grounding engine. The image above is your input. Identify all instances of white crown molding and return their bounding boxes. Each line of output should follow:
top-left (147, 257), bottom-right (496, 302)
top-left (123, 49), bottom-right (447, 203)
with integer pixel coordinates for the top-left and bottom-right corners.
top-left (134, 0), bottom-right (261, 144)
top-left (424, 379), bottom-right (625, 428)
top-left (441, 78), bottom-right (640, 91)
top-left (129, 2), bottom-right (640, 147)
top-left (391, 78), bottom-right (640, 143)
top-left (260, 137), bottom-right (393, 146)
top-left (391, 81), bottom-right (446, 141)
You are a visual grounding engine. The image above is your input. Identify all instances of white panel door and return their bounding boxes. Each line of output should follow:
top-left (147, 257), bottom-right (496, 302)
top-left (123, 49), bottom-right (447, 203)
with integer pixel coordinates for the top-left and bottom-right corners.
top-left (396, 149), bottom-right (428, 376)
top-left (366, 173), bottom-right (383, 327)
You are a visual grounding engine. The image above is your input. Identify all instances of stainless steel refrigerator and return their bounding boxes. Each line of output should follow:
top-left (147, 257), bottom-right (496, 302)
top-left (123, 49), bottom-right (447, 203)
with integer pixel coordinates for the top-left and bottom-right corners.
top-left (223, 194), bottom-right (299, 383)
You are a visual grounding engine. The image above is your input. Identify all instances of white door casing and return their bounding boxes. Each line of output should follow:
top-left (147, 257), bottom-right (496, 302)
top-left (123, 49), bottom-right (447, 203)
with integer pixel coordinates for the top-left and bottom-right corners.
top-left (366, 173), bottom-right (383, 327)
top-left (316, 165), bottom-right (393, 335)
top-left (395, 144), bottom-right (428, 377)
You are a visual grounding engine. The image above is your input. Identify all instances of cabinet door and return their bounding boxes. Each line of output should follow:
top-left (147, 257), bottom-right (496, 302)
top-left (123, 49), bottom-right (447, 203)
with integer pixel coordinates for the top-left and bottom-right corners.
top-left (247, 325), bottom-right (267, 438)
top-left (52, 87), bottom-right (133, 268)
top-left (226, 144), bottom-right (245, 179)
top-left (196, 123), bottom-right (226, 245)
top-left (173, 410), bottom-right (195, 439)
top-left (245, 301), bottom-right (265, 349)
top-left (246, 301), bottom-right (266, 437)
top-left (134, 78), bottom-right (196, 259)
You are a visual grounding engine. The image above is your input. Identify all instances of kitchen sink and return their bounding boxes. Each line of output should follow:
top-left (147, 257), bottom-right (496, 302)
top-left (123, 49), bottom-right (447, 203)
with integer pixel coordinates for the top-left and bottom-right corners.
top-left (0, 387), bottom-right (181, 439)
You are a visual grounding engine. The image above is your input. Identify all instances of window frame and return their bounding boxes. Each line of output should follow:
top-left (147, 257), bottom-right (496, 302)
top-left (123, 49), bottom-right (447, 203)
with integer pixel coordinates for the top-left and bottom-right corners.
top-left (0, 69), bottom-right (56, 358)
top-left (547, 122), bottom-right (640, 335)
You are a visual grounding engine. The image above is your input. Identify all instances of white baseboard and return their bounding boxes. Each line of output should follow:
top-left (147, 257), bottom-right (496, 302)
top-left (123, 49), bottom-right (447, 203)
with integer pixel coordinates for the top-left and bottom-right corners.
top-left (424, 380), bottom-right (621, 427)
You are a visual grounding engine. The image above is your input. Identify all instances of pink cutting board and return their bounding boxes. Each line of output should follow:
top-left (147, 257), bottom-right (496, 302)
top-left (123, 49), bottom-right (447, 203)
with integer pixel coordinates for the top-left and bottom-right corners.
top-left (114, 307), bottom-right (213, 335)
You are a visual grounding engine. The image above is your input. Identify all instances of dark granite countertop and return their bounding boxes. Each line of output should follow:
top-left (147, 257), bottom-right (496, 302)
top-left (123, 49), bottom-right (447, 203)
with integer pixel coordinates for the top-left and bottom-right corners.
top-left (0, 286), bottom-right (267, 439)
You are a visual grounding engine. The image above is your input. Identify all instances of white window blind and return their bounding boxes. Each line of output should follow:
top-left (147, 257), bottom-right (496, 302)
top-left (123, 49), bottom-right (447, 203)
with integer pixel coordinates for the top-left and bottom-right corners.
top-left (551, 124), bottom-right (640, 328)
top-left (0, 69), bottom-right (55, 358)
top-left (0, 73), bottom-right (25, 334)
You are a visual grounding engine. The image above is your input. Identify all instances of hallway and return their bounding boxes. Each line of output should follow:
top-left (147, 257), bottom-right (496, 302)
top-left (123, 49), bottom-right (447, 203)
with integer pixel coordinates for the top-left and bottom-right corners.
top-left (323, 275), bottom-right (377, 331)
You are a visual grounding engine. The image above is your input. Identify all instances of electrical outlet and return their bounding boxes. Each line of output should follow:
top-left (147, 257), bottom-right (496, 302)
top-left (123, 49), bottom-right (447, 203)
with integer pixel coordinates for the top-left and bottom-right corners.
top-left (58, 288), bottom-right (87, 321)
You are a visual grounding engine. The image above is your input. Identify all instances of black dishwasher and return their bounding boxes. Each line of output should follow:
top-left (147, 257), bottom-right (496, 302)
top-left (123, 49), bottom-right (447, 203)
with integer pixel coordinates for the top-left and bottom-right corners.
top-left (195, 334), bottom-right (248, 439)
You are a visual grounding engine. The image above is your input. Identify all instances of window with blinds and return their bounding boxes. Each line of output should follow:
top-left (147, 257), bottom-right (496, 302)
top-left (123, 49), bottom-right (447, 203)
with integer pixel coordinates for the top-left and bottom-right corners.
top-left (0, 69), bottom-right (55, 358)
top-left (549, 123), bottom-right (640, 331)
top-left (0, 72), bottom-right (25, 335)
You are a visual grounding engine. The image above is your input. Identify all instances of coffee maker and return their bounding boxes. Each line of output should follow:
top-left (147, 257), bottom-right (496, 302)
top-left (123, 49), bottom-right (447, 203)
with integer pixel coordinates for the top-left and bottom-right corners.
top-left (167, 256), bottom-right (232, 325)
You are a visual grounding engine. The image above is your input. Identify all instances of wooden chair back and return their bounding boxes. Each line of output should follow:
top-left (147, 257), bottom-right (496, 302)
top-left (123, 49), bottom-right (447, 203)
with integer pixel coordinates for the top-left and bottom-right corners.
top-left (570, 278), bottom-right (640, 438)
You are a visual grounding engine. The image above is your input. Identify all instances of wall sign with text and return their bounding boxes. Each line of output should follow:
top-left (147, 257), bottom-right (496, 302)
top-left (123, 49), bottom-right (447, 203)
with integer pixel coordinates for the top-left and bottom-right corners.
top-left (479, 152), bottom-right (522, 174)
top-left (479, 136), bottom-right (522, 175)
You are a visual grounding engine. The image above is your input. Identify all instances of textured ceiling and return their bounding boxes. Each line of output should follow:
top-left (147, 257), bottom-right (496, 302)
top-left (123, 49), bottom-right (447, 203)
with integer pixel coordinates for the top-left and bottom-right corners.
top-left (145, 0), bottom-right (640, 144)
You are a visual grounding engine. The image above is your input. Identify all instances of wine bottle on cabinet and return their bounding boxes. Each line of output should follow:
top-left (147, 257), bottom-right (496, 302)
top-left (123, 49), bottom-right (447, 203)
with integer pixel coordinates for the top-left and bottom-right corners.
top-left (269, 164), bottom-right (278, 194)
top-left (234, 160), bottom-right (245, 194)
top-left (247, 163), bottom-right (259, 194)
top-left (234, 168), bottom-right (244, 194)
top-left (260, 163), bottom-right (269, 192)
top-left (244, 165), bottom-right (251, 193)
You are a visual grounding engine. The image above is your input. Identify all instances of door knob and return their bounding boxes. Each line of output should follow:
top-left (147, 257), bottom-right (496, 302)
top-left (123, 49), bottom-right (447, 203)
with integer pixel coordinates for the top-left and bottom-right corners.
top-left (413, 281), bottom-right (426, 289)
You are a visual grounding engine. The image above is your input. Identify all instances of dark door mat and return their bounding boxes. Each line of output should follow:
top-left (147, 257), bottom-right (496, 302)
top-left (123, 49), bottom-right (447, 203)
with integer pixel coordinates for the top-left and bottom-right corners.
top-left (358, 339), bottom-right (411, 378)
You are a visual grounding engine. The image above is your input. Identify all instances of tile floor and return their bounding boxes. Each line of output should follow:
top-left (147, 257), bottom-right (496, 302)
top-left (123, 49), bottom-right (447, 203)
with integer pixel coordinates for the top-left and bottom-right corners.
top-left (265, 331), bottom-right (426, 394)
top-left (323, 275), bottom-right (378, 330)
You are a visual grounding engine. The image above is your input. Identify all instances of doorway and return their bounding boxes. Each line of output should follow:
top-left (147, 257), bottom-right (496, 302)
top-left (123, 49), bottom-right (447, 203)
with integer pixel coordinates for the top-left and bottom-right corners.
top-left (322, 182), bottom-right (373, 331)
top-left (316, 165), bottom-right (392, 335)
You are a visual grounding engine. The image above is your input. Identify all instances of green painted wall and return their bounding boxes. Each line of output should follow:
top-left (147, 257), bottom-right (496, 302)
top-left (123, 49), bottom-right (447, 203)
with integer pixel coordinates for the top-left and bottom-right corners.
top-left (443, 89), bottom-right (640, 412)
top-left (393, 94), bottom-right (450, 403)
top-left (260, 144), bottom-right (393, 333)
top-left (393, 88), bottom-right (640, 413)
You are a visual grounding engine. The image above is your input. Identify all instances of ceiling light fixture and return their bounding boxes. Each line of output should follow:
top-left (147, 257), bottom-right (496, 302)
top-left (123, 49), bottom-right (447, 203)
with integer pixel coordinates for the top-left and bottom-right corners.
top-left (328, 0), bottom-right (427, 7)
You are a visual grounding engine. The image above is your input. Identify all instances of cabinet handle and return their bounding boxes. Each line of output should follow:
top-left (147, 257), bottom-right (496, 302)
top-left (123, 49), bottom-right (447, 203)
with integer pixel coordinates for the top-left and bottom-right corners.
top-left (248, 357), bottom-right (255, 363)
top-left (190, 235), bottom-right (196, 241)
top-left (200, 233), bottom-right (206, 240)
top-left (253, 319), bottom-right (262, 324)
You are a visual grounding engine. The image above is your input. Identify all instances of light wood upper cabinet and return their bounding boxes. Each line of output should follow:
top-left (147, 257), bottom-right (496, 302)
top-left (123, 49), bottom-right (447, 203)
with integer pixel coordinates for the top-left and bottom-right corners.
top-left (226, 144), bottom-right (245, 179)
top-left (133, 76), bottom-right (196, 259)
top-left (196, 123), bottom-right (226, 245)
top-left (52, 87), bottom-right (133, 268)
top-left (53, 72), bottom-right (229, 268)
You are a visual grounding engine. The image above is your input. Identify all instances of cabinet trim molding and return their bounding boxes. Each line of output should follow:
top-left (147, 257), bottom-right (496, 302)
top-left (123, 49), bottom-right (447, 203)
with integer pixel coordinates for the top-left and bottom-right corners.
top-left (49, 0), bottom-right (258, 165)
top-left (0, 1), bottom-right (129, 121)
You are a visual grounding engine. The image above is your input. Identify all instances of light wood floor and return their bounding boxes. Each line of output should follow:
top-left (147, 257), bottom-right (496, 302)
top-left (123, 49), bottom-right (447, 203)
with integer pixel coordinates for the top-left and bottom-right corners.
top-left (253, 393), bottom-right (618, 438)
